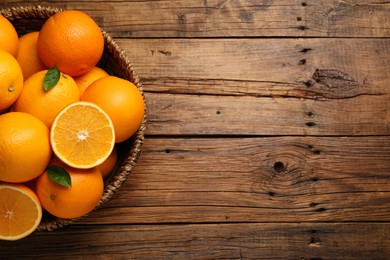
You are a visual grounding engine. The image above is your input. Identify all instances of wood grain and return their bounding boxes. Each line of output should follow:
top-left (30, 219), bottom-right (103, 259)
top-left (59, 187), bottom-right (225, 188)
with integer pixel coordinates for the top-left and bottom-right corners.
top-left (119, 38), bottom-right (390, 135)
top-left (0, 1), bottom-right (389, 258)
top-left (0, 223), bottom-right (389, 259)
top-left (74, 136), bottom-right (390, 224)
top-left (123, 38), bottom-right (390, 97)
top-left (144, 92), bottom-right (390, 135)
top-left (2, 0), bottom-right (390, 37)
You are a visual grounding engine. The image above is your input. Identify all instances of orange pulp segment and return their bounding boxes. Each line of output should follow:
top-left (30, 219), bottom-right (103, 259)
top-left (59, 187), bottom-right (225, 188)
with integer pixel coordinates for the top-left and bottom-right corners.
top-left (50, 101), bottom-right (115, 169)
top-left (0, 183), bottom-right (42, 241)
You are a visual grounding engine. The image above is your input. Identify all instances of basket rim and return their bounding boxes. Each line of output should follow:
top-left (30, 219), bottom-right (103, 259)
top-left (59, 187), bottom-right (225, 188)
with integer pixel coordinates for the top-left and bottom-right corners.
top-left (1, 5), bottom-right (147, 231)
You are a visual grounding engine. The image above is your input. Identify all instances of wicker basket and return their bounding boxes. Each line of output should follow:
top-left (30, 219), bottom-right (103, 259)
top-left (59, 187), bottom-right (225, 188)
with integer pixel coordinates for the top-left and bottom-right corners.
top-left (0, 5), bottom-right (146, 231)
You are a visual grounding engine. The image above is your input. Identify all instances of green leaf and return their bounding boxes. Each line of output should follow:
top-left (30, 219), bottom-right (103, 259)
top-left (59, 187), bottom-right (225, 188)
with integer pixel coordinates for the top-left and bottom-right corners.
top-left (43, 65), bottom-right (61, 91)
top-left (47, 165), bottom-right (72, 187)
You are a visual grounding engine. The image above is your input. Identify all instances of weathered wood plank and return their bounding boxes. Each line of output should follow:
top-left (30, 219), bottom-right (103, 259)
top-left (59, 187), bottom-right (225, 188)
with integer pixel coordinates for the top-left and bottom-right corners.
top-left (114, 38), bottom-right (390, 135)
top-left (1, 0), bottom-right (390, 37)
top-left (76, 137), bottom-right (390, 224)
top-left (0, 223), bottom-right (389, 259)
top-left (122, 38), bottom-right (390, 97)
top-left (144, 92), bottom-right (390, 135)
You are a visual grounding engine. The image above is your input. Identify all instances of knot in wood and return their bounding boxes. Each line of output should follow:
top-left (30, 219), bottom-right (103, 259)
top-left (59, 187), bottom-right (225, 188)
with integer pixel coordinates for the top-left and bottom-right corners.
top-left (312, 69), bottom-right (358, 89)
top-left (273, 161), bottom-right (285, 173)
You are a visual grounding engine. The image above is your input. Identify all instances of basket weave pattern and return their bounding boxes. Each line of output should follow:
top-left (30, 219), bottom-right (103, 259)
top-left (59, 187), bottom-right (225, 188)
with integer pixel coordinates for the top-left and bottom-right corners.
top-left (0, 5), bottom-right (146, 231)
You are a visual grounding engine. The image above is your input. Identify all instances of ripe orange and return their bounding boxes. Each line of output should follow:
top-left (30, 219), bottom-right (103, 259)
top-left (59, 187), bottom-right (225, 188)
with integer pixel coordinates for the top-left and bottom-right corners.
top-left (13, 70), bottom-right (79, 128)
top-left (37, 10), bottom-right (104, 77)
top-left (36, 157), bottom-right (104, 219)
top-left (81, 76), bottom-right (145, 143)
top-left (0, 112), bottom-right (52, 183)
top-left (0, 183), bottom-right (42, 241)
top-left (74, 66), bottom-right (109, 97)
top-left (98, 146), bottom-right (118, 178)
top-left (0, 49), bottom-right (23, 112)
top-left (16, 31), bottom-right (47, 80)
top-left (0, 14), bottom-right (19, 56)
top-left (50, 101), bottom-right (115, 169)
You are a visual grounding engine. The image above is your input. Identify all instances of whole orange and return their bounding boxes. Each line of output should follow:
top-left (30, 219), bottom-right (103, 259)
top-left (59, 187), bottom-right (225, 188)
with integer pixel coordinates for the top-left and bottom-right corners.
top-left (0, 14), bottom-right (18, 56)
top-left (0, 49), bottom-right (23, 112)
top-left (74, 66), bottom-right (109, 97)
top-left (13, 70), bottom-right (79, 128)
top-left (36, 157), bottom-right (104, 219)
top-left (0, 112), bottom-right (52, 183)
top-left (81, 76), bottom-right (145, 143)
top-left (37, 10), bottom-right (104, 77)
top-left (16, 31), bottom-right (47, 80)
top-left (98, 145), bottom-right (118, 178)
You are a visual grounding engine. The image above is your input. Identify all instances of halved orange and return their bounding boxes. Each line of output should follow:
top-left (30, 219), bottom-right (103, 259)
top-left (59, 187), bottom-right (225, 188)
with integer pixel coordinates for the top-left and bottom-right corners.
top-left (50, 101), bottom-right (115, 169)
top-left (0, 183), bottom-right (42, 241)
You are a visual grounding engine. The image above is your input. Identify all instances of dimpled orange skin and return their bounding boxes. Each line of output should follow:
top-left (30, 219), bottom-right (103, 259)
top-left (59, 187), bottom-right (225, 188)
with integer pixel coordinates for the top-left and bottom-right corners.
top-left (36, 157), bottom-right (104, 219)
top-left (37, 10), bottom-right (104, 77)
top-left (16, 31), bottom-right (47, 80)
top-left (0, 49), bottom-right (24, 112)
top-left (13, 70), bottom-right (80, 128)
top-left (0, 112), bottom-right (52, 183)
top-left (98, 145), bottom-right (118, 178)
top-left (81, 76), bottom-right (145, 143)
top-left (0, 14), bottom-right (19, 57)
top-left (74, 66), bottom-right (109, 97)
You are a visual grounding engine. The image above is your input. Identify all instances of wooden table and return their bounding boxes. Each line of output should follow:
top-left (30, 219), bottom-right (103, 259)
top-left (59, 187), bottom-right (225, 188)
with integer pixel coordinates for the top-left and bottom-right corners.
top-left (1, 1), bottom-right (390, 259)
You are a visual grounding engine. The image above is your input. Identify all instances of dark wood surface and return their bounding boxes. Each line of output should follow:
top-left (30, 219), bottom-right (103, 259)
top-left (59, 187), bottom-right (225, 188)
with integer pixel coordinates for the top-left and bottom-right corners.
top-left (1, 1), bottom-right (390, 259)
